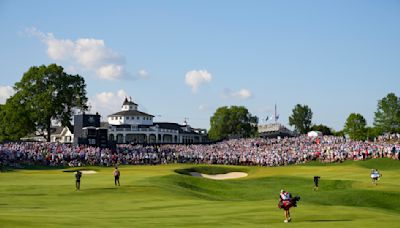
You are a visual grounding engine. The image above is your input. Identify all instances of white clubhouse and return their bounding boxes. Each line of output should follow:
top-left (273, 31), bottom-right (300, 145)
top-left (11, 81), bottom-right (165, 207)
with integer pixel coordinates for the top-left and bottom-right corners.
top-left (107, 98), bottom-right (207, 144)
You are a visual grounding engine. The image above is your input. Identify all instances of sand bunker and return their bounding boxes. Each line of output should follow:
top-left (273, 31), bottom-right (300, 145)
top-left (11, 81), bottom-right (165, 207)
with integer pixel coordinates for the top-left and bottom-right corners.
top-left (190, 172), bottom-right (248, 180)
top-left (80, 170), bottom-right (97, 174)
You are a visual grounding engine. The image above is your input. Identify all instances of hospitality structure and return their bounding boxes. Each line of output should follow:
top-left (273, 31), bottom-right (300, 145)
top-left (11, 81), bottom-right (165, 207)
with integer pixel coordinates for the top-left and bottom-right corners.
top-left (107, 98), bottom-right (208, 144)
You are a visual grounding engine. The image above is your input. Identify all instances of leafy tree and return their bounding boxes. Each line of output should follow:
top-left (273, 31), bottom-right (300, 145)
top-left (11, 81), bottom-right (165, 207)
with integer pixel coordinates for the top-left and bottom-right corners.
top-left (208, 106), bottom-right (258, 141)
top-left (0, 94), bottom-right (36, 141)
top-left (333, 130), bottom-right (345, 137)
top-left (343, 113), bottom-right (367, 140)
top-left (5, 64), bottom-right (88, 141)
top-left (311, 124), bottom-right (333, 135)
top-left (374, 93), bottom-right (400, 133)
top-left (288, 104), bottom-right (313, 134)
top-left (365, 126), bottom-right (382, 141)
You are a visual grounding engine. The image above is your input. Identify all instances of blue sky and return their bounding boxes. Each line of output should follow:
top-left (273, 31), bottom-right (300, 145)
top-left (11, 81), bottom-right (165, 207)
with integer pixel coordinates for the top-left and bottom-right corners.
top-left (0, 0), bottom-right (399, 131)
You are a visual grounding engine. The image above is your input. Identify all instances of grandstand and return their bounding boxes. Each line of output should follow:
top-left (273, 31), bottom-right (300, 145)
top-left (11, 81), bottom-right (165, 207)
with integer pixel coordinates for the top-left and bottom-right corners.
top-left (258, 123), bottom-right (296, 138)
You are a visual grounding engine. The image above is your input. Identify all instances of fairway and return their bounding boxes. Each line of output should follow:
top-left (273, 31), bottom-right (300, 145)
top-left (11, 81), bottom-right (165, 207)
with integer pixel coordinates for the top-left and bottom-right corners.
top-left (1, 159), bottom-right (399, 227)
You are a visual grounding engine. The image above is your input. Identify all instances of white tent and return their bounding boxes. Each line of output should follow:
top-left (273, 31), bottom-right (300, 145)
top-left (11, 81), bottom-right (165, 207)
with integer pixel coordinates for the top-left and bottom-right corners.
top-left (307, 131), bottom-right (322, 137)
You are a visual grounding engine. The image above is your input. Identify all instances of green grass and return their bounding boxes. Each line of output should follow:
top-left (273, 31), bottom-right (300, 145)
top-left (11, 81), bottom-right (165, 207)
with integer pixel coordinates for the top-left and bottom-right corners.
top-left (0, 159), bottom-right (399, 227)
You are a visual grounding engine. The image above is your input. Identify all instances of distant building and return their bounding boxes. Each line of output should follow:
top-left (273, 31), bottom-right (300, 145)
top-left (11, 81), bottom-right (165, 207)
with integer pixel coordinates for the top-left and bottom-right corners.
top-left (258, 123), bottom-right (295, 138)
top-left (21, 98), bottom-right (208, 145)
top-left (50, 126), bottom-right (74, 143)
top-left (21, 126), bottom-right (74, 143)
top-left (73, 113), bottom-right (108, 147)
top-left (107, 98), bottom-right (208, 144)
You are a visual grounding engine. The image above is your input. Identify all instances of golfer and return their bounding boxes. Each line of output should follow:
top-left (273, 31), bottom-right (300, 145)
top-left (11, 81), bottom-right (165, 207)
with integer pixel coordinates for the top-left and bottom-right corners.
top-left (371, 169), bottom-right (381, 185)
top-left (279, 189), bottom-right (292, 223)
top-left (313, 176), bottom-right (320, 191)
top-left (75, 170), bottom-right (82, 190)
top-left (114, 167), bottom-right (120, 186)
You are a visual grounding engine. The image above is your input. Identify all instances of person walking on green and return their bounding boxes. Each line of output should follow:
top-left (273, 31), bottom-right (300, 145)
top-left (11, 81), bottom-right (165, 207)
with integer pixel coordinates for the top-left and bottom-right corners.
top-left (75, 170), bottom-right (82, 190)
top-left (114, 167), bottom-right (120, 186)
top-left (313, 176), bottom-right (320, 191)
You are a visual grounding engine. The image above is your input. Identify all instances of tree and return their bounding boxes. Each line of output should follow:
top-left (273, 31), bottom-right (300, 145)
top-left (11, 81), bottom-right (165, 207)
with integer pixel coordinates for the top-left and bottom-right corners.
top-left (0, 94), bottom-right (36, 141)
top-left (333, 130), bottom-right (345, 137)
top-left (288, 104), bottom-right (313, 134)
top-left (343, 113), bottom-right (367, 140)
top-left (208, 106), bottom-right (258, 141)
top-left (6, 64), bottom-right (88, 141)
top-left (311, 124), bottom-right (333, 135)
top-left (374, 93), bottom-right (400, 133)
top-left (365, 126), bottom-right (382, 141)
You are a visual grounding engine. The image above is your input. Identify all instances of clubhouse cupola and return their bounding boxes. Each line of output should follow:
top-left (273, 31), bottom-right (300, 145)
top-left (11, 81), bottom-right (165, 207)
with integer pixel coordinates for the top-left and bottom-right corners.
top-left (122, 97), bottom-right (138, 111)
top-left (108, 97), bottom-right (154, 126)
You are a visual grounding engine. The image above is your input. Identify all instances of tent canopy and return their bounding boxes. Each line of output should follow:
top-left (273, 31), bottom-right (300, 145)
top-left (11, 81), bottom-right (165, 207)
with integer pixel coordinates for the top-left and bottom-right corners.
top-left (308, 131), bottom-right (323, 137)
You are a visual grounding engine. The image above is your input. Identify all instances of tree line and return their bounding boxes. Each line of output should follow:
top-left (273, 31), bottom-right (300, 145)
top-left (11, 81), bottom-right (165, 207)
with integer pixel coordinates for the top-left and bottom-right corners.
top-left (285, 93), bottom-right (400, 141)
top-left (208, 93), bottom-right (400, 141)
top-left (0, 64), bottom-right (399, 142)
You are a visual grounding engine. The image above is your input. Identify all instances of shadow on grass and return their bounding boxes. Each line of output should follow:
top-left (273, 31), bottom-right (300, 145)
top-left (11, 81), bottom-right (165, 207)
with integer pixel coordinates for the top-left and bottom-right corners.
top-left (356, 158), bottom-right (400, 170)
top-left (175, 165), bottom-right (249, 176)
top-left (298, 160), bottom-right (353, 167)
top-left (304, 219), bottom-right (353, 222)
top-left (11, 193), bottom-right (47, 196)
top-left (299, 158), bottom-right (400, 170)
top-left (62, 167), bottom-right (100, 172)
top-left (2, 165), bottom-right (68, 171)
top-left (2, 165), bottom-right (103, 172)
top-left (0, 167), bottom-right (15, 172)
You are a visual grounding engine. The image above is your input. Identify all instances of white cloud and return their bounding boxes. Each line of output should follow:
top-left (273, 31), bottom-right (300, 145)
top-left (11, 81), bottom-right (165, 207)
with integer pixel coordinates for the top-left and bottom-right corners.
top-left (0, 85), bottom-right (15, 104)
top-left (47, 38), bottom-right (74, 60)
top-left (138, 69), bottom-right (149, 79)
top-left (89, 89), bottom-right (129, 117)
top-left (26, 27), bottom-right (130, 80)
top-left (65, 65), bottom-right (80, 75)
top-left (235, 89), bottom-right (252, 99)
top-left (97, 64), bottom-right (124, 80)
top-left (185, 70), bottom-right (212, 93)
top-left (117, 90), bottom-right (128, 99)
top-left (198, 104), bottom-right (211, 112)
top-left (222, 88), bottom-right (253, 100)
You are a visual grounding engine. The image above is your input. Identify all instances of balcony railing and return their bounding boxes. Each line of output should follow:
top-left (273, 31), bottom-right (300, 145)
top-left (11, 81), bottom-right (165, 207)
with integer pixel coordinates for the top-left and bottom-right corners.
top-left (109, 127), bottom-right (178, 134)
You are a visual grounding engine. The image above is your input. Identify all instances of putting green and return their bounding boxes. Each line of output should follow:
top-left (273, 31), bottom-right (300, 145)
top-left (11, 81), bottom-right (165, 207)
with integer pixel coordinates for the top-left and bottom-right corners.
top-left (0, 158), bottom-right (399, 227)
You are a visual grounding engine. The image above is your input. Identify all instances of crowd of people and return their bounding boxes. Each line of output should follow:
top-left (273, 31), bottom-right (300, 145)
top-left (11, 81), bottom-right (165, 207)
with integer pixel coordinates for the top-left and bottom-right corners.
top-left (1, 135), bottom-right (399, 168)
top-left (377, 133), bottom-right (400, 142)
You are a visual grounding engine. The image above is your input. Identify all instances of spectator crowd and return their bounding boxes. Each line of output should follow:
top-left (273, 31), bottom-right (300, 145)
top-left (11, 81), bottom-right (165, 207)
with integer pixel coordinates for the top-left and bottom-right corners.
top-left (377, 133), bottom-right (400, 143)
top-left (1, 135), bottom-right (399, 168)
